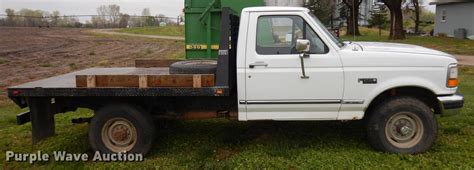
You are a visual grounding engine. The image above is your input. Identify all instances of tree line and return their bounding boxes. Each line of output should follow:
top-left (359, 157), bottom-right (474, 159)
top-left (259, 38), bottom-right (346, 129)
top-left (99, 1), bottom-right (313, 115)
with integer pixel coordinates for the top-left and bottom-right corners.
top-left (0, 8), bottom-right (81, 27)
top-left (306, 0), bottom-right (433, 40)
top-left (0, 4), bottom-right (182, 28)
top-left (1, 2), bottom-right (433, 40)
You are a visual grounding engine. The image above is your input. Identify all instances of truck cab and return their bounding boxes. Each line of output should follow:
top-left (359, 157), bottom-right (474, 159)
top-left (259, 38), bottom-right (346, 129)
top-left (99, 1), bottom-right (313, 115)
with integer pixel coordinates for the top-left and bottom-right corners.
top-left (237, 7), bottom-right (462, 121)
top-left (237, 7), bottom-right (345, 121)
top-left (235, 7), bottom-right (463, 153)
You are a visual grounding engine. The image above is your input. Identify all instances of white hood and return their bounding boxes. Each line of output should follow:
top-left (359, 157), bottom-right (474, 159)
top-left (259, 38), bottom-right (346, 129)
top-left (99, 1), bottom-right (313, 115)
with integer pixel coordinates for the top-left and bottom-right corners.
top-left (353, 42), bottom-right (453, 57)
top-left (339, 41), bottom-right (458, 67)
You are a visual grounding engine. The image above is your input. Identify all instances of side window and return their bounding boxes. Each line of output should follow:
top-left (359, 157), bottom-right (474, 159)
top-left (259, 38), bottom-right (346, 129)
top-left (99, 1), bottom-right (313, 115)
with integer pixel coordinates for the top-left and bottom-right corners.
top-left (256, 15), bottom-right (328, 55)
top-left (441, 9), bottom-right (447, 22)
top-left (305, 24), bottom-right (328, 54)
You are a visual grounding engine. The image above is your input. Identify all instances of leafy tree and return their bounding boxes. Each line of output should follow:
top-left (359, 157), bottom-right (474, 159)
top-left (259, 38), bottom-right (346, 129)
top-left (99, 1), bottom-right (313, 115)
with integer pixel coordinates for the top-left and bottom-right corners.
top-left (404, 0), bottom-right (422, 34)
top-left (91, 16), bottom-right (103, 28)
top-left (342, 0), bottom-right (362, 36)
top-left (107, 4), bottom-right (121, 28)
top-left (49, 11), bottom-right (60, 27)
top-left (337, 3), bottom-right (349, 28)
top-left (97, 5), bottom-right (109, 27)
top-left (5, 8), bottom-right (15, 26)
top-left (157, 14), bottom-right (167, 25)
top-left (119, 14), bottom-right (130, 28)
top-left (17, 9), bottom-right (45, 27)
top-left (420, 10), bottom-right (434, 26)
top-left (97, 4), bottom-right (121, 28)
top-left (368, 8), bottom-right (388, 36)
top-left (305, 0), bottom-right (336, 26)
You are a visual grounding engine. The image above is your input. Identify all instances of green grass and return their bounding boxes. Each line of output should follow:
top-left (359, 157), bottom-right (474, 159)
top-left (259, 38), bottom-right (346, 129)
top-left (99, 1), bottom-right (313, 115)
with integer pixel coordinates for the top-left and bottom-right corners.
top-left (341, 27), bottom-right (474, 55)
top-left (68, 63), bottom-right (78, 70)
top-left (0, 66), bottom-right (473, 168)
top-left (39, 63), bottom-right (53, 67)
top-left (115, 26), bottom-right (184, 37)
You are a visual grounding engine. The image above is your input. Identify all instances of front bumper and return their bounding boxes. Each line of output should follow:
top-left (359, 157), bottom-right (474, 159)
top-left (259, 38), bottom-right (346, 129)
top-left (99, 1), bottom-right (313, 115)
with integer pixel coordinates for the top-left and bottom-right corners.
top-left (437, 94), bottom-right (464, 116)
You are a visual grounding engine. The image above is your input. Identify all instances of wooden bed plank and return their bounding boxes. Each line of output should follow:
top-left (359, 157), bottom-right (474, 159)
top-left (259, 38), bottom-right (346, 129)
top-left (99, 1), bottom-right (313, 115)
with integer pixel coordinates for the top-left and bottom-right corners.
top-left (76, 74), bottom-right (214, 88)
top-left (87, 75), bottom-right (96, 87)
top-left (139, 75), bottom-right (148, 88)
top-left (96, 75), bottom-right (138, 87)
top-left (76, 75), bottom-right (87, 87)
top-left (193, 75), bottom-right (202, 88)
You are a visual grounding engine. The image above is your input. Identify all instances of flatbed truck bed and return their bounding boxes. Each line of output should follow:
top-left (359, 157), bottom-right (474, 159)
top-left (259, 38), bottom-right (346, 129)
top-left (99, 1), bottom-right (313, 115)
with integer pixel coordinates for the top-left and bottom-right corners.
top-left (8, 67), bottom-right (230, 98)
top-left (7, 67), bottom-right (236, 145)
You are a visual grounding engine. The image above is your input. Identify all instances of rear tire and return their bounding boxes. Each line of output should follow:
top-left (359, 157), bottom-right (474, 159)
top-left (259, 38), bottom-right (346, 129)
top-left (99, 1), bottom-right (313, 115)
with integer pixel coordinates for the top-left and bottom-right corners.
top-left (366, 97), bottom-right (437, 154)
top-left (169, 60), bottom-right (217, 74)
top-left (89, 104), bottom-right (155, 155)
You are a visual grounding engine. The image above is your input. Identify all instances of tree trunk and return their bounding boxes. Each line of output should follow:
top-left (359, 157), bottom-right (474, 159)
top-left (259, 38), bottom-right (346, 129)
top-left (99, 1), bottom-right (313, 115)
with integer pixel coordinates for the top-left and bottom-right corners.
top-left (330, 14), bottom-right (334, 29)
top-left (344, 0), bottom-right (362, 36)
top-left (392, 7), bottom-right (405, 39)
top-left (414, 2), bottom-right (420, 34)
top-left (389, 10), bottom-right (394, 38)
top-left (384, 0), bottom-right (405, 40)
top-left (347, 14), bottom-right (355, 35)
top-left (379, 27), bottom-right (382, 36)
top-left (352, 6), bottom-right (360, 36)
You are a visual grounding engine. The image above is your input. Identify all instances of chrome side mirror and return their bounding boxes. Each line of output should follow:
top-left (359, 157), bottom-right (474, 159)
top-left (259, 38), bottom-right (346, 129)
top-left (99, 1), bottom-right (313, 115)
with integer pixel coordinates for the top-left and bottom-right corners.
top-left (296, 39), bottom-right (310, 79)
top-left (296, 39), bottom-right (310, 53)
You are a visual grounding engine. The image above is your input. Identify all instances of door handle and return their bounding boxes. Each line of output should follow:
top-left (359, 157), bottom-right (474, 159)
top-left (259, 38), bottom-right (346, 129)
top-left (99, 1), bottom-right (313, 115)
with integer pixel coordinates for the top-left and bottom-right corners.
top-left (249, 62), bottom-right (268, 68)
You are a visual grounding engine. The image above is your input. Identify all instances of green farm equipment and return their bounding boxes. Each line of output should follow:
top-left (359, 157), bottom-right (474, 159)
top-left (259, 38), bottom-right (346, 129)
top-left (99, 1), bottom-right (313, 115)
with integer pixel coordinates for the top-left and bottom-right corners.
top-left (184, 0), bottom-right (264, 59)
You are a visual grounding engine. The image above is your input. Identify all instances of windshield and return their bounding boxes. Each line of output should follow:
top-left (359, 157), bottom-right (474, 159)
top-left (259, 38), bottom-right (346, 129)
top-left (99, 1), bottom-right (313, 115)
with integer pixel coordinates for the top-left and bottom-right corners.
top-left (308, 12), bottom-right (345, 48)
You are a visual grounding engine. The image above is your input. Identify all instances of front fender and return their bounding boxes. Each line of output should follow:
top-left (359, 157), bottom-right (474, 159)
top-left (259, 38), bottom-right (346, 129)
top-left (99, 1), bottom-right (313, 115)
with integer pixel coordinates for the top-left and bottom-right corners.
top-left (362, 76), bottom-right (452, 110)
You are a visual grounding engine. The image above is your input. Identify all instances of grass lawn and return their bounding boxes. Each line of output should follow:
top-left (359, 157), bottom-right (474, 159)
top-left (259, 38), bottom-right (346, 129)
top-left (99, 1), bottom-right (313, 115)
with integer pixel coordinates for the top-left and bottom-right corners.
top-left (0, 66), bottom-right (473, 168)
top-left (341, 27), bottom-right (474, 56)
top-left (114, 26), bottom-right (184, 37)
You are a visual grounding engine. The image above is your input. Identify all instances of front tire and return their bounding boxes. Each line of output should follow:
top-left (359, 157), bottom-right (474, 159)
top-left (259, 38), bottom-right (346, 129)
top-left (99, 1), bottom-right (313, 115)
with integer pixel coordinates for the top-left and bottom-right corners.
top-left (89, 104), bottom-right (155, 155)
top-left (366, 97), bottom-right (437, 154)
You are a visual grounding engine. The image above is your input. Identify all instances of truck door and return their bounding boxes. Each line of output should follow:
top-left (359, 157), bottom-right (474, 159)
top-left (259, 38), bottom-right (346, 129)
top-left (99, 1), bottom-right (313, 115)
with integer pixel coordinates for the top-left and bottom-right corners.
top-left (242, 12), bottom-right (344, 120)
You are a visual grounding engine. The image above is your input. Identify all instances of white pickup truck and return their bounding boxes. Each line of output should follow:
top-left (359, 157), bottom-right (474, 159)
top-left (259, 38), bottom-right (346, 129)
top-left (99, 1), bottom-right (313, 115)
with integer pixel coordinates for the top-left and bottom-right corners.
top-left (8, 7), bottom-right (464, 155)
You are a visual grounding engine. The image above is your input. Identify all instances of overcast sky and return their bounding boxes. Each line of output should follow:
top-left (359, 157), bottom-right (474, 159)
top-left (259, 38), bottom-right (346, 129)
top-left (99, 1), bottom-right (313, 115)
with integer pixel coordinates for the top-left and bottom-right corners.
top-left (0, 0), bottom-right (435, 17)
top-left (0, 0), bottom-right (185, 17)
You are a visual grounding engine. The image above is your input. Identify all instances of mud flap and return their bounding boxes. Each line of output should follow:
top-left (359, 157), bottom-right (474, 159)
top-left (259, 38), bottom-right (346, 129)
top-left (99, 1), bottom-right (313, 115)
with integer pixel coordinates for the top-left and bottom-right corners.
top-left (27, 97), bottom-right (55, 144)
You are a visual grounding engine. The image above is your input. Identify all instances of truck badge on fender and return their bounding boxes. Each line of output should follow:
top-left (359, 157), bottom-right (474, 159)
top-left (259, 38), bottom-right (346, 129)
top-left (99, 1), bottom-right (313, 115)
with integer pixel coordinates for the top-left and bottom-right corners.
top-left (358, 78), bottom-right (377, 84)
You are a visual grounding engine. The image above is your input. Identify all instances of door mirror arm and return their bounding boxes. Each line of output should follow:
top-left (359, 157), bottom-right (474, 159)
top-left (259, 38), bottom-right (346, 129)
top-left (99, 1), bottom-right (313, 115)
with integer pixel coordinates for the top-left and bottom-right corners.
top-left (299, 53), bottom-right (310, 79)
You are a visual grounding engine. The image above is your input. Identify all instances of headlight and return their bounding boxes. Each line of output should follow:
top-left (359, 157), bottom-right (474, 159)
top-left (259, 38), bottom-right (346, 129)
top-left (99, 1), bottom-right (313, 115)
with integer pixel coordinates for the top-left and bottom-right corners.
top-left (447, 64), bottom-right (458, 88)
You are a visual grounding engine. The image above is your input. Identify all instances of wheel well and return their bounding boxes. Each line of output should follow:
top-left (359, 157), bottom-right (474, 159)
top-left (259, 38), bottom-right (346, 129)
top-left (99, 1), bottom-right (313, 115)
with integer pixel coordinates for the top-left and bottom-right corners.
top-left (365, 86), bottom-right (441, 117)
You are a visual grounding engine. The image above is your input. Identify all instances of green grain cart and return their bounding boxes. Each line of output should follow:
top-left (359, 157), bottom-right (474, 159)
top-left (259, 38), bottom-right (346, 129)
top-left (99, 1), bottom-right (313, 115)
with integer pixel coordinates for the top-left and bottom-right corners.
top-left (184, 0), bottom-right (265, 59)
